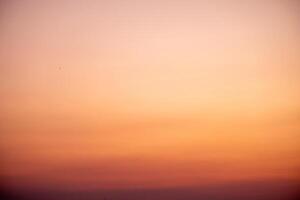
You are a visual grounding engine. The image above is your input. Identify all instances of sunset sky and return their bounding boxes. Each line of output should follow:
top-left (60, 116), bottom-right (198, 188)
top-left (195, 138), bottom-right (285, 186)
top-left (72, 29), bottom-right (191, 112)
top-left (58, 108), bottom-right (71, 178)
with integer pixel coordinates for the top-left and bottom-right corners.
top-left (0, 0), bottom-right (300, 199)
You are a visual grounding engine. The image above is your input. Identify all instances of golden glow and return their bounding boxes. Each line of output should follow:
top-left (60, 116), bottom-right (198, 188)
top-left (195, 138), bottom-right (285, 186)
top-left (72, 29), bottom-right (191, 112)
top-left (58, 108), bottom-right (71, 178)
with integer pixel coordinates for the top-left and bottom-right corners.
top-left (1, 0), bottom-right (300, 191)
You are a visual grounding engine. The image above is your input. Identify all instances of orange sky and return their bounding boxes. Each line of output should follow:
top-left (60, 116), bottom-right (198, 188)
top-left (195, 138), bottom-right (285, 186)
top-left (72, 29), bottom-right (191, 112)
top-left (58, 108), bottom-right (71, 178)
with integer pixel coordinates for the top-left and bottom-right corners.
top-left (0, 0), bottom-right (300, 191)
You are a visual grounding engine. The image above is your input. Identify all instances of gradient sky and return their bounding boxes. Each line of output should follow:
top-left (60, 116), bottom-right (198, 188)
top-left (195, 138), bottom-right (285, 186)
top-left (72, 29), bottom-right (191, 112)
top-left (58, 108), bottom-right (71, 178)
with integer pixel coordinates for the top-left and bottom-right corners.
top-left (0, 0), bottom-right (300, 194)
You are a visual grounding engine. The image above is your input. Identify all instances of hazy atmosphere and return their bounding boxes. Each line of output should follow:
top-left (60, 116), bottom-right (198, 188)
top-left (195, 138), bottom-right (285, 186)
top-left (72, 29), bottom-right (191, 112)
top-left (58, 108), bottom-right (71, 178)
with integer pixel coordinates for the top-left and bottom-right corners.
top-left (1, 0), bottom-right (300, 199)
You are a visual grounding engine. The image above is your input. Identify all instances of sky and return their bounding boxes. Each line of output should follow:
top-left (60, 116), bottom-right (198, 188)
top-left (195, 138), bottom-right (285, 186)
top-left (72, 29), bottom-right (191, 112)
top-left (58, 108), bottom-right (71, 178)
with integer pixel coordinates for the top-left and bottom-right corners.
top-left (0, 0), bottom-right (300, 199)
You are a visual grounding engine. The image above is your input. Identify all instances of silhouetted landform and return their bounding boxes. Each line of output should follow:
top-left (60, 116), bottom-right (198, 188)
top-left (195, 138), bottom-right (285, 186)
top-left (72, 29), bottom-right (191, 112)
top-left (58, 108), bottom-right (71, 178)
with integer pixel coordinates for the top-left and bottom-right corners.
top-left (1, 179), bottom-right (299, 200)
